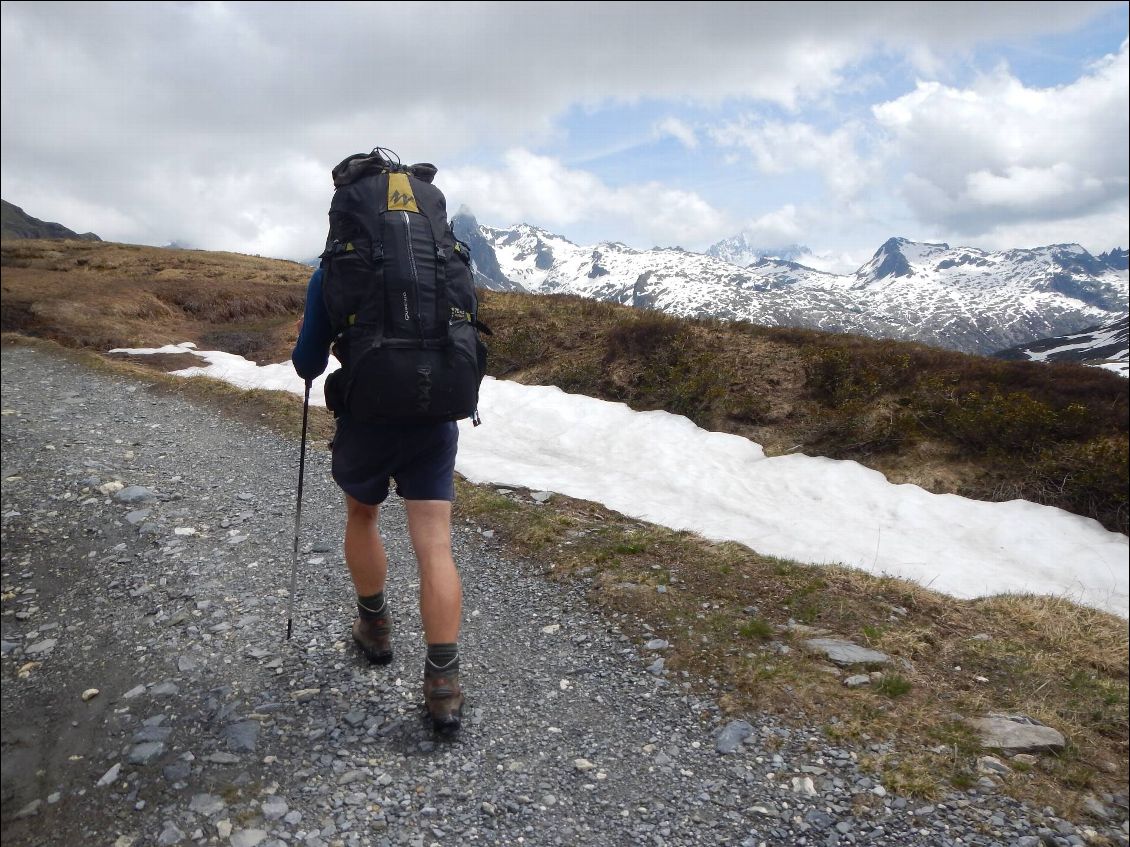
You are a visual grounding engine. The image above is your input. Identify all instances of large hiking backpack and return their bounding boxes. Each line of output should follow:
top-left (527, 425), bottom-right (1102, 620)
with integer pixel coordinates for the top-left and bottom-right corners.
top-left (320, 148), bottom-right (489, 423)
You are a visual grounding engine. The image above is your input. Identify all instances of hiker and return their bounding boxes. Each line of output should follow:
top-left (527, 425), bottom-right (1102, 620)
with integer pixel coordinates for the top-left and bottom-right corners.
top-left (291, 147), bottom-right (488, 735)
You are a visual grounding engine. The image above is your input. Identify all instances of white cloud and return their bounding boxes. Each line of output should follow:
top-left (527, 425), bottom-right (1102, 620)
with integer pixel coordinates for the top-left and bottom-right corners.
top-left (872, 40), bottom-right (1129, 240)
top-left (709, 119), bottom-right (874, 204)
top-left (0, 2), bottom-right (1123, 258)
top-left (960, 208), bottom-right (1130, 253)
top-left (3, 154), bottom-right (329, 259)
top-left (737, 204), bottom-right (806, 246)
top-left (441, 150), bottom-right (730, 249)
top-left (796, 249), bottom-right (872, 276)
top-left (654, 117), bottom-right (699, 149)
top-left (732, 204), bottom-right (874, 273)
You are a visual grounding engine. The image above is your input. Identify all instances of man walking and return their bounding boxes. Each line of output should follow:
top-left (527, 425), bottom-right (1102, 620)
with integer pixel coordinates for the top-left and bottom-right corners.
top-left (291, 147), bottom-right (486, 735)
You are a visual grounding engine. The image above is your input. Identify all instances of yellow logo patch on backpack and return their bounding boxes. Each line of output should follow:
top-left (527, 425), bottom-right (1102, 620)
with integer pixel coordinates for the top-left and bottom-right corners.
top-left (387, 172), bottom-right (419, 213)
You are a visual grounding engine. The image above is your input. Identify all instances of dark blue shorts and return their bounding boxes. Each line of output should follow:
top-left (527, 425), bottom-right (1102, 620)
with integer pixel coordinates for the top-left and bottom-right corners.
top-left (330, 417), bottom-right (458, 505)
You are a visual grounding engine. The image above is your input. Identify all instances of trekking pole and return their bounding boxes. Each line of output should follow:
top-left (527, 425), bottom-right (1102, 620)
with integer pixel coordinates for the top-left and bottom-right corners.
top-left (286, 379), bottom-right (312, 640)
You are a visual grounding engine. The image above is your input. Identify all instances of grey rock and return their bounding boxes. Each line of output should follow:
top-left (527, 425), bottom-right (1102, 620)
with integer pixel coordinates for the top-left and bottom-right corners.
top-left (966, 714), bottom-right (1067, 754)
top-left (343, 710), bottom-right (366, 727)
top-left (167, 608), bottom-right (191, 626)
top-left (645, 638), bottom-right (669, 650)
top-left (802, 638), bottom-right (890, 667)
top-left (646, 657), bottom-right (665, 675)
top-left (128, 741), bottom-right (166, 765)
top-left (124, 509), bottom-right (151, 525)
top-left (96, 763), bottom-right (122, 786)
top-left (715, 720), bottom-right (753, 754)
top-left (262, 796), bottom-right (289, 821)
top-left (1082, 795), bottom-right (1113, 819)
top-left (14, 799), bottom-right (41, 819)
top-left (132, 725), bottom-right (172, 744)
top-left (204, 752), bottom-right (241, 764)
top-left (114, 485), bottom-right (156, 504)
top-left (1, 640), bottom-right (17, 655)
top-left (224, 720), bottom-right (260, 752)
top-left (791, 776), bottom-right (818, 796)
top-left (976, 755), bottom-right (1012, 776)
top-left (25, 638), bottom-right (58, 655)
top-left (157, 821), bottom-right (186, 846)
top-left (337, 770), bottom-right (366, 785)
top-left (163, 760), bottom-right (192, 782)
top-left (189, 793), bottom-right (226, 815)
top-left (530, 491), bottom-right (552, 503)
top-left (843, 674), bottom-right (871, 688)
top-left (151, 681), bottom-right (179, 696)
top-left (122, 684), bottom-right (146, 699)
top-left (230, 830), bottom-right (268, 847)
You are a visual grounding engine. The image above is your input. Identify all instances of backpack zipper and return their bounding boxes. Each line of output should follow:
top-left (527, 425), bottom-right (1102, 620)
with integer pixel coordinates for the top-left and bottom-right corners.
top-left (401, 211), bottom-right (424, 338)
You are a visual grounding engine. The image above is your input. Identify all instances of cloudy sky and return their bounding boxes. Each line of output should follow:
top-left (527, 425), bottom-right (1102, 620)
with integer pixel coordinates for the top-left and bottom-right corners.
top-left (2, 2), bottom-right (1127, 272)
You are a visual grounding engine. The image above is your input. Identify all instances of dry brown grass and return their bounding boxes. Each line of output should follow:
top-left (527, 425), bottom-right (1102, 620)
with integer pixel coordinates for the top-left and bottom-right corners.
top-left (1, 238), bottom-right (308, 362)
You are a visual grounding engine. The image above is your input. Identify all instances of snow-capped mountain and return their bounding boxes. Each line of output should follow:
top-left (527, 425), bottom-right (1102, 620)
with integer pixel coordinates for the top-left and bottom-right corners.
top-left (994, 315), bottom-right (1129, 378)
top-left (705, 232), bottom-right (811, 266)
top-left (451, 209), bottom-right (527, 293)
top-left (466, 221), bottom-right (1129, 356)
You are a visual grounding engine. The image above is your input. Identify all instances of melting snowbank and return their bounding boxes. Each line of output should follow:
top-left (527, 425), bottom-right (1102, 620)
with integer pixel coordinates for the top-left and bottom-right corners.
top-left (111, 343), bottom-right (1129, 617)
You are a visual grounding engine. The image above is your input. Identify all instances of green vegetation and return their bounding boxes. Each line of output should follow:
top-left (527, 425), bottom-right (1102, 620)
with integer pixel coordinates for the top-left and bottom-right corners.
top-left (876, 673), bottom-right (913, 698)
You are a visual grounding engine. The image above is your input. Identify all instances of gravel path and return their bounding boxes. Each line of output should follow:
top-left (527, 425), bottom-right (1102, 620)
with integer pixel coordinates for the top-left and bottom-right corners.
top-left (2, 343), bottom-right (1125, 847)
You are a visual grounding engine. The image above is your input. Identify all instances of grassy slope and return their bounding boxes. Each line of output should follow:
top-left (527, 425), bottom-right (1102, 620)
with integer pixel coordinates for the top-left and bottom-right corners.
top-left (2, 239), bottom-right (1127, 816)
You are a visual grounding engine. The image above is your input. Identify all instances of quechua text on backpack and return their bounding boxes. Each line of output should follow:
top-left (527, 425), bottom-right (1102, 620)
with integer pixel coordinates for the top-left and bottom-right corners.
top-left (320, 148), bottom-right (489, 423)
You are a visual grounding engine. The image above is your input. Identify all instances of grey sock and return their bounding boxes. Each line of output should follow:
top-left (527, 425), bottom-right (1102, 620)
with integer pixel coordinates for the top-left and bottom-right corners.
top-left (357, 591), bottom-right (387, 622)
top-left (425, 643), bottom-right (459, 676)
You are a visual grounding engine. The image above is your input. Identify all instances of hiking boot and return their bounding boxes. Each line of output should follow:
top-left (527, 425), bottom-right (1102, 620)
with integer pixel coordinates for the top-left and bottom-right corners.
top-left (423, 671), bottom-right (464, 736)
top-left (352, 617), bottom-right (392, 665)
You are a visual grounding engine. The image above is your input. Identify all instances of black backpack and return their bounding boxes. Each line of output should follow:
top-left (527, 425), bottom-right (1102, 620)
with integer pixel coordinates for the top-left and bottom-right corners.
top-left (320, 148), bottom-right (489, 423)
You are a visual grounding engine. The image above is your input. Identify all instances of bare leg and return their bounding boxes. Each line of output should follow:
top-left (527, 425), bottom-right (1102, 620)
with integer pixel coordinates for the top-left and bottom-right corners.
top-left (404, 499), bottom-right (461, 644)
top-left (344, 494), bottom-right (387, 597)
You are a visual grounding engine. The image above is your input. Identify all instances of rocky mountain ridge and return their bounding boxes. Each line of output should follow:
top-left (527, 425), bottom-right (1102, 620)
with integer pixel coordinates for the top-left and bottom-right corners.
top-left (453, 212), bottom-right (1128, 356)
top-left (1, 199), bottom-right (101, 242)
